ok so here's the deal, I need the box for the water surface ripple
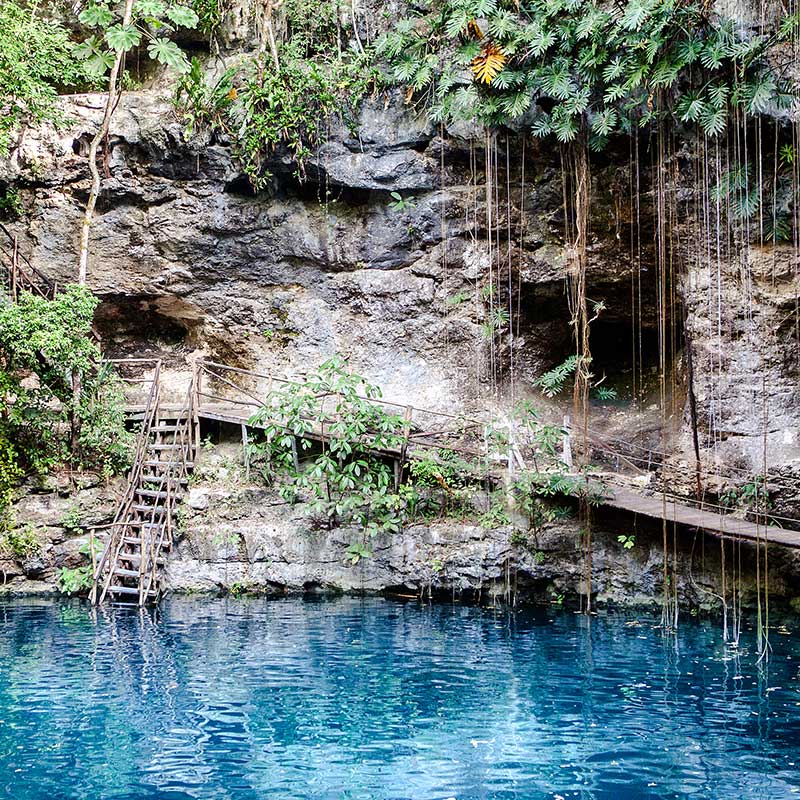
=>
[1,597,799,799]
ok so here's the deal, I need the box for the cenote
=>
[2,597,799,800]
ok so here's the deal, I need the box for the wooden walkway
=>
[601,484,800,548]
[132,360,800,550]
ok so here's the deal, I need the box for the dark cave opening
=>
[94,294,203,364]
[515,274,683,404]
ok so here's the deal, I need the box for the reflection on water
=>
[1,597,799,799]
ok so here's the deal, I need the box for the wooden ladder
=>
[91,363,199,605]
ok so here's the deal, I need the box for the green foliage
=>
[711,160,797,242]
[535,356,578,397]
[446,290,470,307]
[0,186,23,219]
[593,386,617,401]
[61,505,83,536]
[0,286,133,486]
[617,533,635,549]
[0,1,94,155]
[191,0,226,35]
[56,564,93,594]
[0,430,22,530]
[389,192,417,212]
[0,523,40,559]
[346,540,373,565]
[719,475,772,514]
[175,0,381,186]
[249,356,412,536]
[380,0,791,144]
[479,494,511,528]
[75,0,199,78]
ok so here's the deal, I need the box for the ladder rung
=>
[122,536,142,544]
[131,504,167,515]
[143,460,194,468]
[150,444,184,451]
[109,585,157,598]
[122,553,164,565]
[136,489,169,499]
[113,567,140,578]
[152,425,183,432]
[140,474,188,485]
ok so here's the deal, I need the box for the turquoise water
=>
[1,598,799,800]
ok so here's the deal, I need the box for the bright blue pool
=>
[1,597,798,799]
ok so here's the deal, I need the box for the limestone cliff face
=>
[1,2,799,601]
[4,80,798,492]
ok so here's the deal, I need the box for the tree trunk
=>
[77,0,135,284]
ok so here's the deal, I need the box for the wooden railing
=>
[195,359,496,468]
[0,224,56,301]
[90,359,162,604]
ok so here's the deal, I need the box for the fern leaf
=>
[471,42,507,84]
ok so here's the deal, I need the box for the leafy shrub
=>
[249,356,412,537]
[0,524,40,559]
[0,185,23,219]
[0,285,134,487]
[56,565,93,595]
[0,1,95,154]
[175,0,381,186]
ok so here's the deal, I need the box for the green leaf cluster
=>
[75,0,199,77]
[379,0,793,145]
[175,0,381,186]
[0,1,95,155]
[248,356,412,537]
[0,286,133,513]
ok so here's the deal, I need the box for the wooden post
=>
[242,423,250,482]
[562,415,573,470]
[11,235,18,301]
[396,406,413,490]
[192,361,201,453]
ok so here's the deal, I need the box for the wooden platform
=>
[604,485,800,548]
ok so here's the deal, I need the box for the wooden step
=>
[108,585,156,598]
[108,585,141,596]
[113,567,140,578]
[122,553,165,565]
[122,535,142,545]
[123,521,162,530]
[143,459,194,468]
[149,444,185,451]
[152,425,183,432]
[140,473,188,484]
[135,488,169,500]
[131,504,167,515]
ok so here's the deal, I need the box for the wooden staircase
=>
[91,362,198,605]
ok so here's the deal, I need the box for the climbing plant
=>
[379,0,795,144]
[74,0,199,282]
[175,0,381,186]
